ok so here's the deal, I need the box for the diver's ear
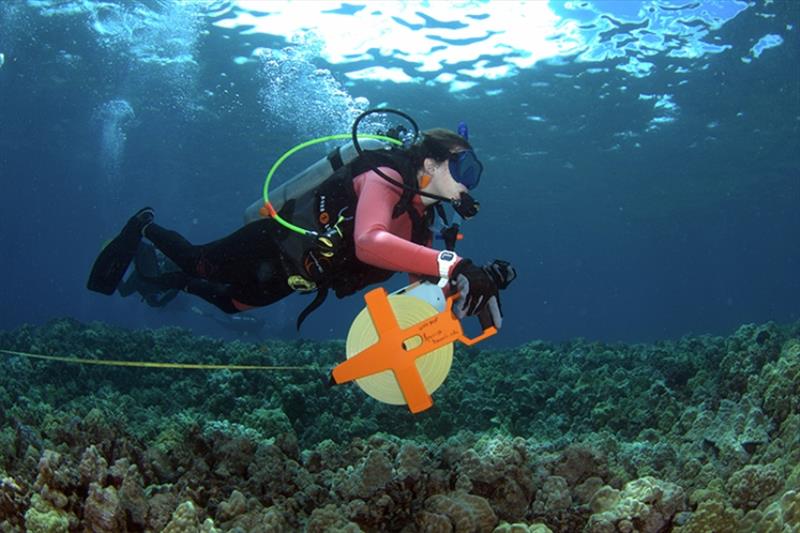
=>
[423,157,438,176]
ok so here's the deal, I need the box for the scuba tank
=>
[244,138,388,225]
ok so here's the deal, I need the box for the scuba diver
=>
[87,109,516,329]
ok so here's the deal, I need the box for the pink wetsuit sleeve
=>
[353,168,457,277]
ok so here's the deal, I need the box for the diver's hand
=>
[484,259,516,290]
[450,259,503,328]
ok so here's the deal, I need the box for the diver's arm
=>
[407,233,435,284]
[352,169,460,277]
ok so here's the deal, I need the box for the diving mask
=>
[448,150,483,190]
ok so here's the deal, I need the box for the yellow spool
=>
[345,294,453,405]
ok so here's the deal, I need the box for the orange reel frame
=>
[331,286,497,413]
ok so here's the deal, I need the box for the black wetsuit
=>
[143,219,293,313]
[131,151,429,317]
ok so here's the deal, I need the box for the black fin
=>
[87,208,153,295]
[87,229,142,295]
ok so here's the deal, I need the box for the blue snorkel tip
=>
[457,121,469,140]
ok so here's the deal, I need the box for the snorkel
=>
[458,121,469,139]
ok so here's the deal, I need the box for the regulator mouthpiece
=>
[452,192,479,220]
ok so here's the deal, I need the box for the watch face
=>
[440,251,455,261]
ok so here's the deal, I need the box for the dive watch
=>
[436,250,458,288]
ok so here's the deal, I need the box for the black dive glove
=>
[450,259,517,329]
[483,259,517,290]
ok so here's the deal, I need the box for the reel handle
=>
[444,294,498,345]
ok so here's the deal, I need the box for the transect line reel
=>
[331,282,497,414]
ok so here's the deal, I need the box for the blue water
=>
[0,0,797,347]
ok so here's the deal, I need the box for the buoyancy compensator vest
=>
[247,141,433,329]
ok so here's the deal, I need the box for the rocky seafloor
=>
[0,318,798,532]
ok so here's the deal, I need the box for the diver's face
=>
[420,156,468,205]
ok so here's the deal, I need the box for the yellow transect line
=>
[0,349,315,371]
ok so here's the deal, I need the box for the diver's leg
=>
[140,271,239,314]
[144,219,282,286]
[191,219,284,282]
[184,279,240,314]
[148,218,288,290]
[155,289,180,307]
[230,278,294,308]
[142,223,202,275]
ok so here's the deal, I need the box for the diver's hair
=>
[407,128,472,169]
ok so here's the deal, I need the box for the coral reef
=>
[585,476,686,532]
[0,318,797,531]
[424,490,497,531]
